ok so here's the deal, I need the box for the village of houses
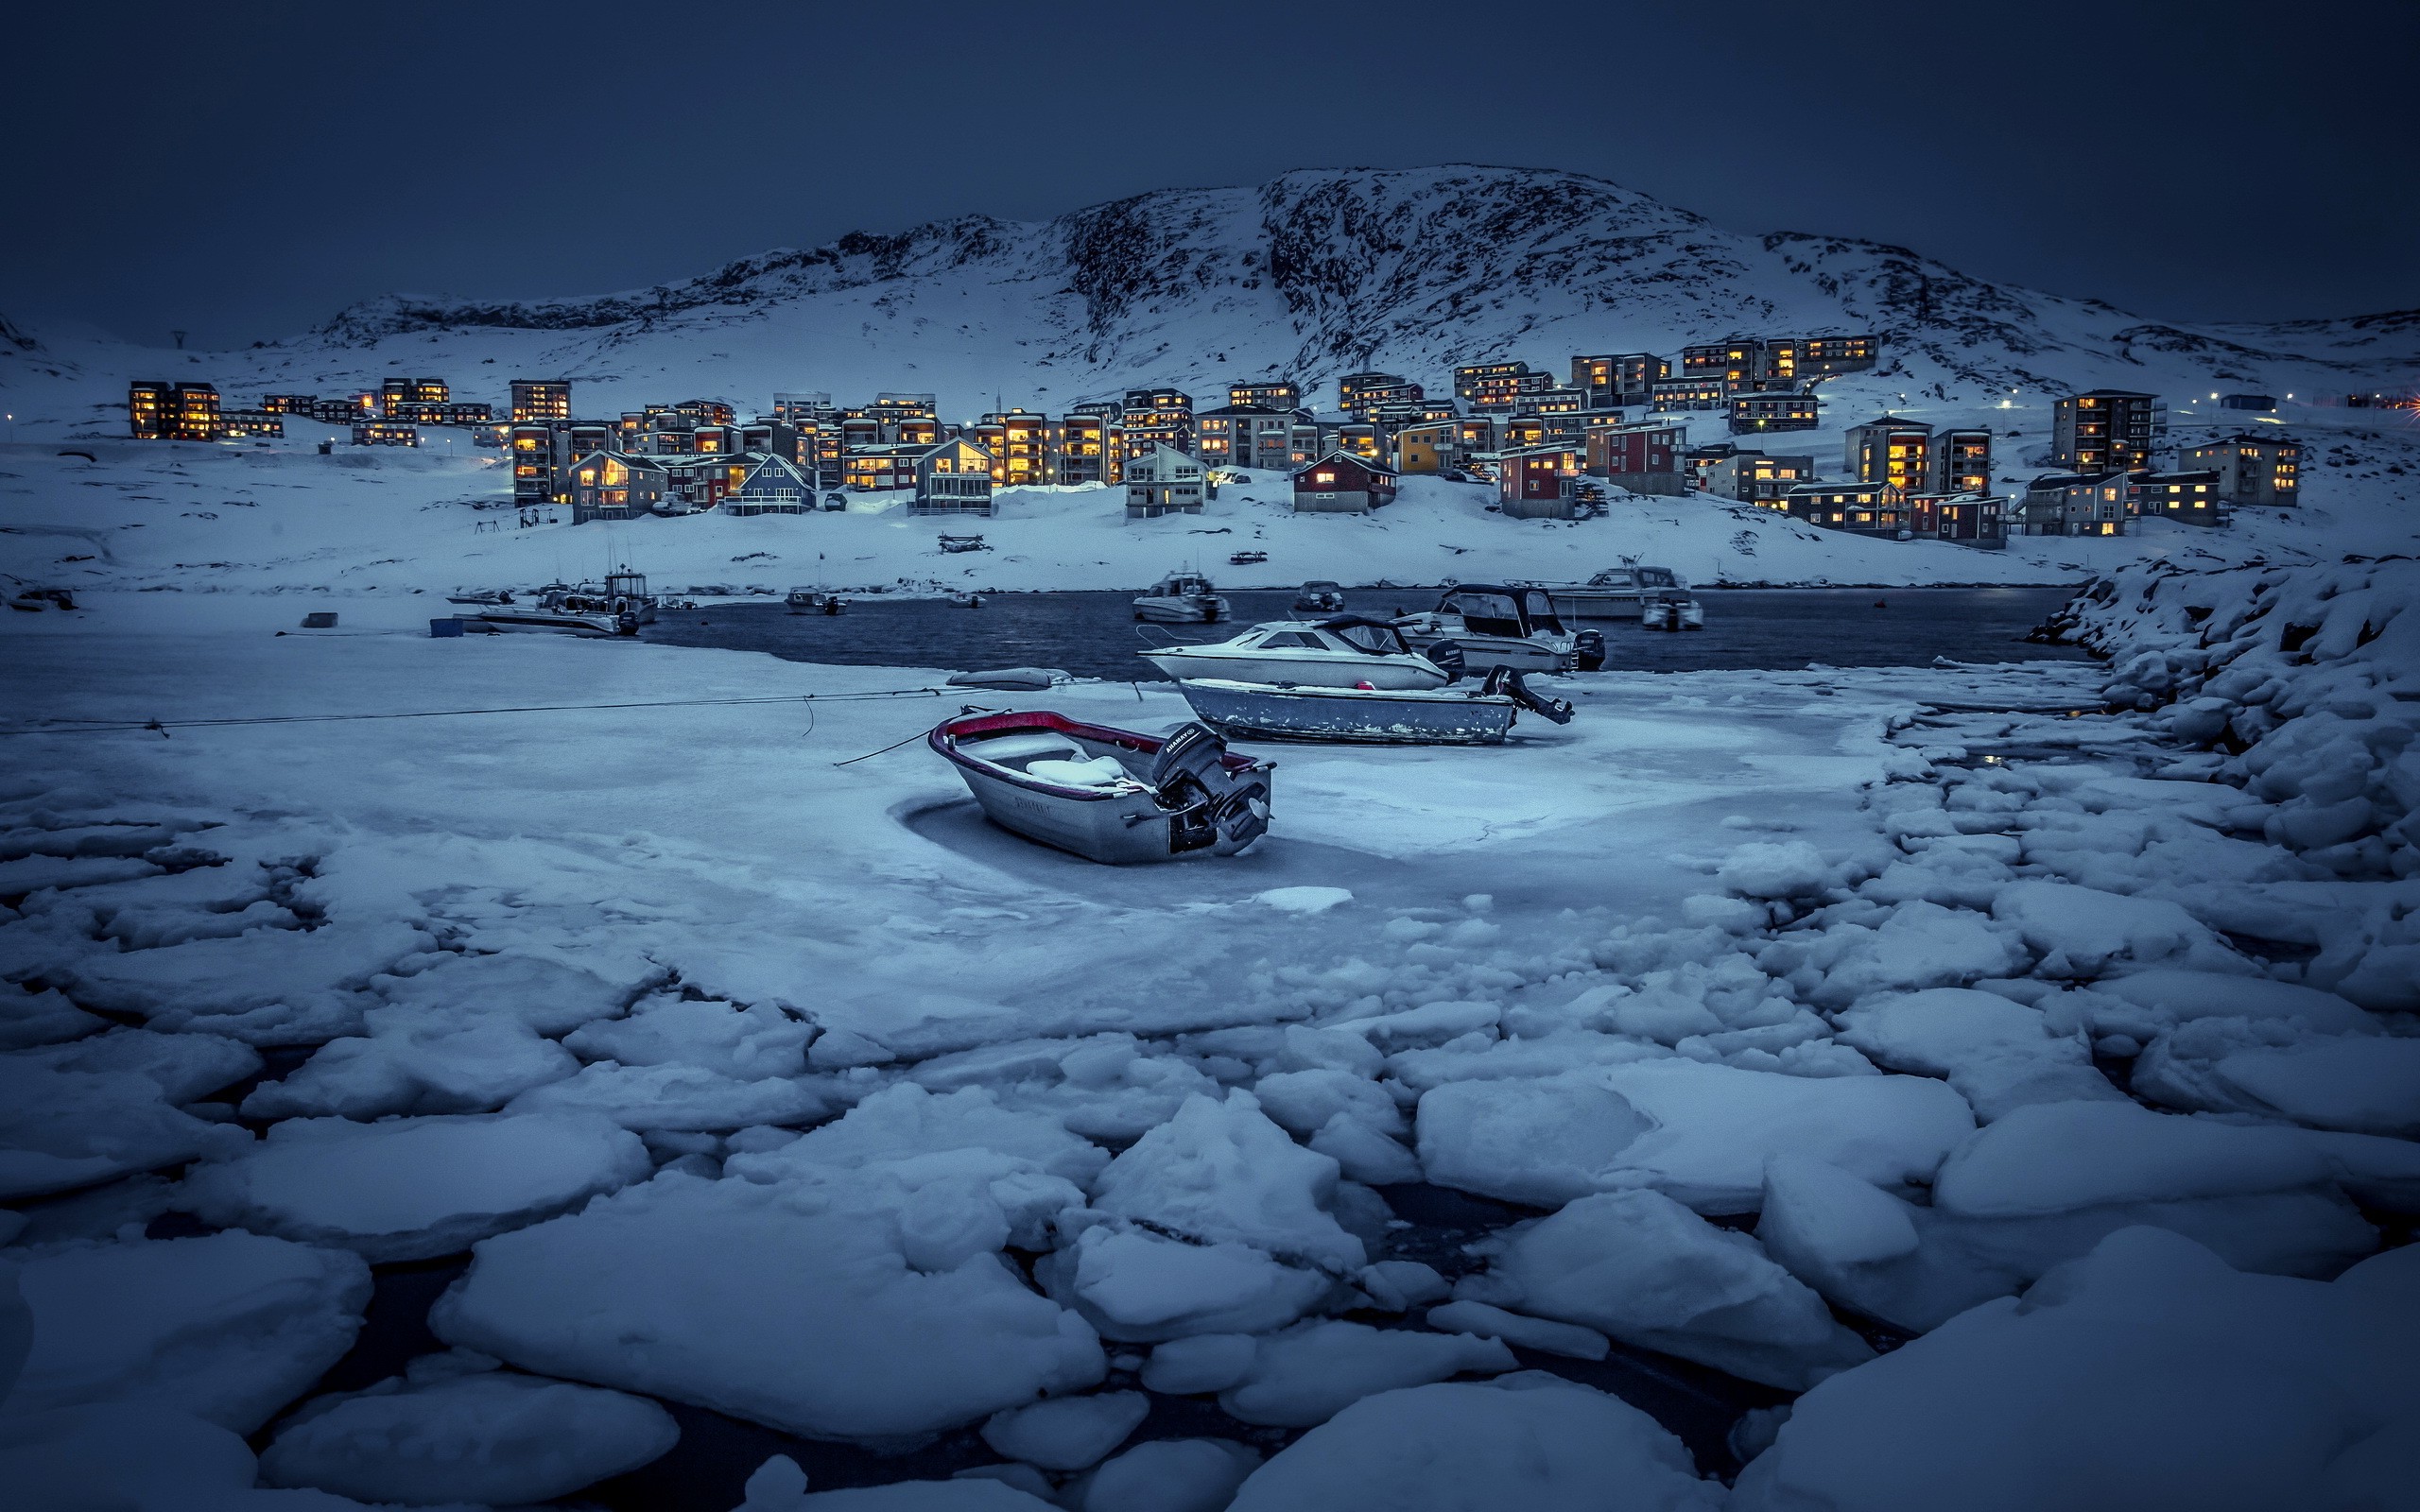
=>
[122,336,2306,547]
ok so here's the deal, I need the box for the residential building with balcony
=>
[2052,390,2159,473]
[1706,451,1817,503]
[2018,473,2132,536]
[1120,388,1194,462]
[2129,470,2223,526]
[1195,404,1299,472]
[1570,352,1668,409]
[972,409,1052,488]
[1056,411,1122,486]
[2184,433,2301,507]
[724,454,815,516]
[1845,418,1934,494]
[1729,390,1821,435]
[1391,421,1460,474]
[352,420,419,447]
[1293,452,1400,514]
[129,381,223,440]
[218,409,284,440]
[380,378,448,416]
[1452,361,1530,408]
[1462,365,1554,413]
[1903,492,2009,546]
[509,380,571,424]
[565,452,669,523]
[1228,380,1302,410]
[1585,421,1685,494]
[1931,428,1994,496]
[910,438,995,516]
[1125,444,1206,518]
[1650,375,1727,411]
[1780,481,1908,536]
[1497,446,1582,519]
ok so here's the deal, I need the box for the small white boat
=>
[1641,588,1705,631]
[928,710,1272,864]
[786,588,845,615]
[1546,565,1687,621]
[1133,572,1230,624]
[1291,580,1348,614]
[1141,617,1451,691]
[470,583,635,637]
[1175,667,1574,746]
[603,570,658,627]
[1393,584,1605,675]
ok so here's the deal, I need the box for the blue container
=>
[429,618,465,638]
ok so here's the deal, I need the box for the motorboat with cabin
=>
[1132,572,1230,624]
[1641,586,1705,631]
[1174,666,1574,746]
[1291,580,1348,614]
[1545,565,1688,621]
[467,582,640,637]
[786,588,846,614]
[1140,616,1454,691]
[1393,584,1605,675]
[928,710,1272,864]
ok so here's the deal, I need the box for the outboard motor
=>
[1574,630,1607,671]
[1423,639,1466,682]
[1149,722,1264,852]
[1480,667,1576,726]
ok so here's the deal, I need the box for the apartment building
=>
[1705,451,1817,503]
[1120,387,1194,462]
[2051,390,2159,473]
[2183,433,2301,507]
[1125,444,1207,518]
[1497,446,1582,519]
[1570,352,1668,409]
[1729,391,1821,435]
[1931,428,1994,496]
[509,379,571,424]
[1585,421,1685,494]
[1845,418,1934,495]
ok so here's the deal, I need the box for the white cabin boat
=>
[1141,617,1451,691]
[1545,565,1688,621]
[469,583,635,637]
[1133,572,1229,624]
[1393,584,1605,675]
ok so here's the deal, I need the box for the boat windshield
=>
[1637,567,1677,588]
[1330,622,1409,656]
[1302,580,1340,593]
[1159,576,1212,595]
[1586,569,1635,588]
[1519,588,1569,634]
[1443,591,1529,637]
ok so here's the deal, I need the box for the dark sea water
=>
[641,585,2091,679]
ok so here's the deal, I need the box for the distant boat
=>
[469,583,635,637]
[1141,616,1452,690]
[1544,565,1687,621]
[1228,549,1269,566]
[1173,667,1574,746]
[1133,572,1229,624]
[1641,587,1706,631]
[928,710,1272,864]
[786,588,845,615]
[1393,584,1604,674]
[1291,580,1347,614]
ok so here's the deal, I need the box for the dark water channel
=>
[642,586,2090,680]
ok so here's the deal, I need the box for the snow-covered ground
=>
[3,546,2414,1508]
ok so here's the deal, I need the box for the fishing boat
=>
[1641,587,1706,631]
[603,570,658,627]
[1140,616,1454,691]
[1133,572,1229,624]
[1393,584,1605,675]
[468,583,637,637]
[1173,667,1574,746]
[1291,580,1348,614]
[1228,549,1269,566]
[928,710,1273,864]
[1544,565,1688,621]
[786,588,846,614]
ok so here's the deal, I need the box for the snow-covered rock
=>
[430,1169,1103,1442]
[3,1231,371,1433]
[181,1111,653,1262]
[1228,1379,1723,1512]
[261,1368,679,1504]
[1216,1320,1516,1427]
[1478,1190,1873,1390]
[1416,1059,1975,1214]
[1733,1228,2420,1512]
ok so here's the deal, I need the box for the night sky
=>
[8,1,2411,350]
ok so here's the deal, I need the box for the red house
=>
[1292,451,1400,513]
[1584,421,1685,495]
[1497,446,1582,518]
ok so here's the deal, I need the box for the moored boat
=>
[1291,580,1348,614]
[1173,667,1573,746]
[1546,565,1687,621]
[928,710,1273,864]
[1140,616,1454,690]
[1641,587,1706,631]
[786,588,846,614]
[470,583,636,637]
[1393,584,1604,675]
[1133,572,1229,624]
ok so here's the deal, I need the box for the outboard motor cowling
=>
[1424,639,1466,681]
[1574,630,1607,671]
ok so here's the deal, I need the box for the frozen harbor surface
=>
[2,559,2415,1508]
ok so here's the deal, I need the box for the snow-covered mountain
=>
[6,165,2413,423]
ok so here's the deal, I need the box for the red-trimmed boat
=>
[929,710,1273,864]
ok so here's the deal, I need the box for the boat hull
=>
[1547,588,1646,621]
[1139,650,1448,691]
[929,711,1271,864]
[1175,679,1520,745]
[1397,625,1573,674]
[1133,596,1226,624]
[472,611,624,637]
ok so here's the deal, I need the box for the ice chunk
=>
[1424,1300,1610,1361]
[1356,1260,1448,1313]
[1140,1333,1259,1395]
[58,919,428,1043]
[2213,1037,2420,1137]
[980,1390,1149,1470]
[1082,1439,1261,1512]
[1308,1115,1422,1185]
[1717,840,1839,901]
[16,1025,262,1103]
[261,1369,678,1504]
[0,1058,252,1200]
[1218,1320,1516,1427]
[778,1478,1058,1509]
[506,1060,835,1131]
[742,1083,1109,1188]
[1992,880,2232,975]
[1485,1190,1872,1390]
[245,1010,579,1121]
[182,1111,652,1263]
[0,1404,269,1511]
[1229,1380,1723,1512]
[431,1170,1103,1442]
[1042,1224,1331,1343]
[4,1231,370,1432]
[1836,988,2123,1121]
[1732,1227,2420,1512]
[2087,968,2376,1035]
[1252,1068,1404,1139]
[0,986,107,1050]
[1255,886,1353,914]
[564,995,814,1080]
[1417,1060,1974,1214]
[372,949,644,1035]
[1091,1091,1365,1270]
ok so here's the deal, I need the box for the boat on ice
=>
[1291,580,1348,614]
[1173,667,1574,746]
[1393,584,1605,675]
[1133,572,1230,624]
[1140,616,1454,691]
[928,710,1272,864]
[468,582,640,637]
[786,588,846,614]
[1641,587,1706,631]
[1544,565,1688,621]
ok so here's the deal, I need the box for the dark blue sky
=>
[8,1,2411,349]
